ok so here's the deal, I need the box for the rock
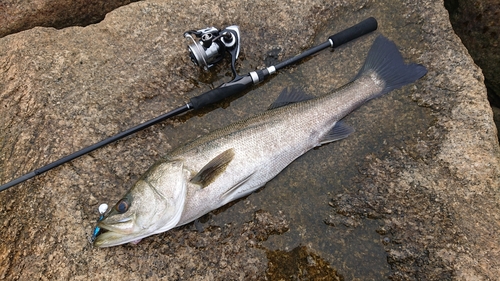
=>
[0,0,139,38]
[1,0,499,280]
[445,0,500,104]
[446,0,500,142]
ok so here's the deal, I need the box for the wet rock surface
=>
[1,0,499,280]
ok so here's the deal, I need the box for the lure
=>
[90,203,108,243]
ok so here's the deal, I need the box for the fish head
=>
[93,160,187,248]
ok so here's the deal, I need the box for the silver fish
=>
[93,36,427,247]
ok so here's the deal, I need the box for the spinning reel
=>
[184,26,241,71]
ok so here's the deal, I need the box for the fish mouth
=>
[93,223,144,247]
[116,217,132,223]
[93,218,138,248]
[93,226,153,248]
[93,229,133,248]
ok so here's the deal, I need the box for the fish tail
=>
[356,35,427,98]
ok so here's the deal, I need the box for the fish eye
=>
[115,198,130,213]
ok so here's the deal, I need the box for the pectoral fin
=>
[191,148,235,187]
[319,121,354,145]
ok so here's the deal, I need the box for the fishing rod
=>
[0,17,377,192]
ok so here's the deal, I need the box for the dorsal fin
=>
[268,87,315,110]
[190,148,235,187]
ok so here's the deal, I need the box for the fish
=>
[93,35,427,247]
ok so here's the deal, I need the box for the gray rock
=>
[0,0,499,280]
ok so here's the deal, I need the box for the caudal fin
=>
[357,35,427,97]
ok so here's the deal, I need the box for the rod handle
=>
[189,75,254,109]
[329,17,378,48]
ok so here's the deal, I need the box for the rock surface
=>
[1,0,499,280]
[0,0,139,38]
